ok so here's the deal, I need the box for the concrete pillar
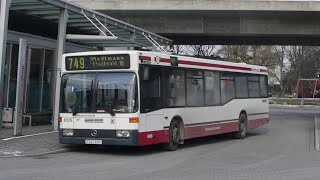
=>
[53,8,68,131]
[0,0,11,127]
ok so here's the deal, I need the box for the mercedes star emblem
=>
[91,129,98,137]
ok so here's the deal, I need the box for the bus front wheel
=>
[162,120,180,151]
[233,114,247,139]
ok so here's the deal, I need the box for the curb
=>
[270,104,320,110]
[0,148,69,158]
[314,115,320,151]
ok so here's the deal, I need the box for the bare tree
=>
[186,45,216,57]
[173,45,188,55]
[217,45,277,68]
[269,46,293,97]
[174,45,217,57]
[217,45,251,63]
[285,46,320,96]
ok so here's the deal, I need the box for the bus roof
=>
[138,51,268,75]
[63,50,268,75]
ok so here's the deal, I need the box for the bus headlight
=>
[116,130,130,138]
[62,129,74,136]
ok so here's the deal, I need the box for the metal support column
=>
[169,44,174,52]
[53,8,68,131]
[99,23,107,51]
[0,0,11,127]
[14,38,27,136]
[152,45,156,51]
[128,32,135,50]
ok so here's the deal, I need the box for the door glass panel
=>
[140,66,162,113]
[26,48,43,112]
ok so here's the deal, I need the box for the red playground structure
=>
[293,78,320,98]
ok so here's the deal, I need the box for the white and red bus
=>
[59,50,269,150]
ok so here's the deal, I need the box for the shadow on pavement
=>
[68,127,269,156]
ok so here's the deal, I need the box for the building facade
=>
[0,0,171,132]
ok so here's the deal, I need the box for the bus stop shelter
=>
[0,0,172,133]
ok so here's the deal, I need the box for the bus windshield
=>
[61,72,138,114]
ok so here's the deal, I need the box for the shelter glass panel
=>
[41,49,55,112]
[8,44,19,108]
[3,43,10,107]
[26,48,43,112]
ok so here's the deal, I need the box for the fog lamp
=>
[116,130,130,138]
[62,129,74,136]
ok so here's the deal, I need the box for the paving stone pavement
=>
[0,130,67,157]
[0,125,67,157]
[0,125,52,139]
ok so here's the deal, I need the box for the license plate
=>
[85,139,102,145]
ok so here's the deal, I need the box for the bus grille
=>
[72,129,116,138]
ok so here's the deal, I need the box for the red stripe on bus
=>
[138,130,169,146]
[138,117,269,146]
[139,56,151,61]
[160,58,171,63]
[178,60,252,71]
[138,55,267,73]
[248,118,269,129]
[184,121,238,139]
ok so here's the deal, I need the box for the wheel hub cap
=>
[172,126,179,144]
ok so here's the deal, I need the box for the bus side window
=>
[205,71,220,105]
[221,72,235,104]
[163,69,185,107]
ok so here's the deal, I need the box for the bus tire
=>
[233,113,247,139]
[162,119,180,151]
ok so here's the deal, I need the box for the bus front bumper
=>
[59,129,139,146]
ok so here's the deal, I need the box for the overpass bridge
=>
[71,0,320,45]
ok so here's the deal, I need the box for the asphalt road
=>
[0,107,320,180]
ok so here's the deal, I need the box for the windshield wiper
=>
[106,103,116,116]
[72,95,88,116]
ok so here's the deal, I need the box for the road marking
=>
[314,115,320,151]
[1,131,58,141]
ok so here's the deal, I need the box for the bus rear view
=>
[59,52,141,146]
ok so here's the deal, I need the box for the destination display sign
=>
[65,54,130,70]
